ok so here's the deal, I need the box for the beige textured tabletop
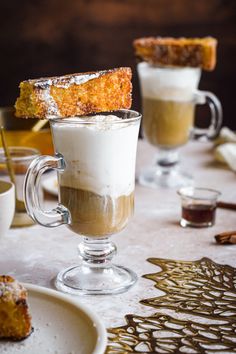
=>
[0,139,236,329]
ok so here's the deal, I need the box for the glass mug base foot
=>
[139,167,193,189]
[55,264,138,295]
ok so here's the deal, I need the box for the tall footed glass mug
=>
[24,110,141,295]
[137,62,222,188]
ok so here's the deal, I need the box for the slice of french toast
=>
[15,67,132,119]
[133,37,217,71]
[0,275,32,340]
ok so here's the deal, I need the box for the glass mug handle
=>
[24,154,70,227]
[193,90,223,139]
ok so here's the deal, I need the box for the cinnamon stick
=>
[215,231,236,244]
[217,201,236,211]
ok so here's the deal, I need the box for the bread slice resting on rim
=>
[133,37,217,71]
[15,67,132,119]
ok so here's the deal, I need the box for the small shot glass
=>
[177,187,221,228]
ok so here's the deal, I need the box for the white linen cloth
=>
[214,127,236,171]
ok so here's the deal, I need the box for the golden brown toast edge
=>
[15,67,132,119]
[133,37,217,71]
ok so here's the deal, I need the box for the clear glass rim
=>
[49,109,141,125]
[177,187,221,200]
[0,146,40,162]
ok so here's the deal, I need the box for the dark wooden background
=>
[1,0,236,129]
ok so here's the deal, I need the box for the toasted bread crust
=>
[133,37,217,71]
[0,275,32,340]
[15,67,132,119]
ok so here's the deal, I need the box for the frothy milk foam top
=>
[52,115,140,197]
[137,62,201,101]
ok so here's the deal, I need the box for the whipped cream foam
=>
[137,62,201,102]
[52,114,140,197]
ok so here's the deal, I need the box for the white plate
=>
[0,284,107,354]
[41,174,58,196]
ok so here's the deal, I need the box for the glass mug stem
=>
[24,154,70,227]
[78,237,117,265]
[155,149,180,168]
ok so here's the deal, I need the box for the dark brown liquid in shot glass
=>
[182,204,216,225]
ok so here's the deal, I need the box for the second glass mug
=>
[137,62,223,188]
[24,110,141,295]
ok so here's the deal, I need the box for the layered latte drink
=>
[138,62,201,148]
[51,114,140,237]
[22,67,142,294]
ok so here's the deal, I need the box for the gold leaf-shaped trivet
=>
[106,258,236,353]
